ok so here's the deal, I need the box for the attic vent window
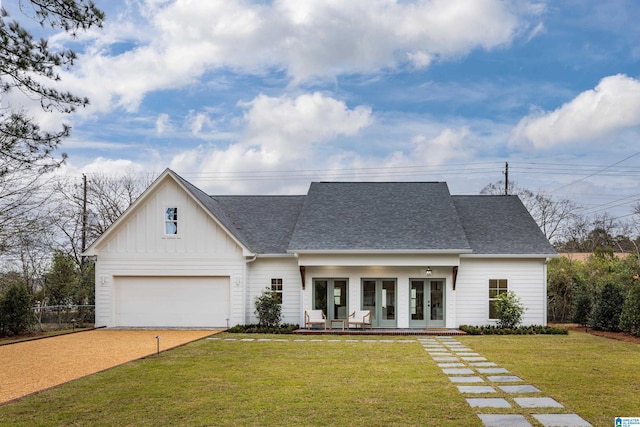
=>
[164,207,178,235]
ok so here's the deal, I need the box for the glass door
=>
[313,279,348,321]
[428,280,445,327]
[361,279,397,327]
[409,279,428,327]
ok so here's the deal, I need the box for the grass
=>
[0,334,477,426]
[0,331,638,426]
[459,332,640,427]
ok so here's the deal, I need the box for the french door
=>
[313,279,348,321]
[362,279,397,327]
[410,279,445,327]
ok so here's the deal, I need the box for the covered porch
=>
[292,327,465,336]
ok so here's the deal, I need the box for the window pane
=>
[165,207,177,220]
[489,300,499,319]
[165,222,177,235]
[314,280,327,311]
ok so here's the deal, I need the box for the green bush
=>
[589,283,625,331]
[571,290,592,326]
[254,288,282,328]
[0,283,35,336]
[459,325,568,335]
[619,284,640,336]
[494,291,525,329]
[227,324,299,334]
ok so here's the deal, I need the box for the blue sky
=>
[7,0,640,222]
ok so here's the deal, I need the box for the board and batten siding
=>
[93,178,246,327]
[454,258,547,326]
[246,257,301,325]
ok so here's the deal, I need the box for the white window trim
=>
[488,278,508,320]
[271,278,283,304]
[162,206,180,238]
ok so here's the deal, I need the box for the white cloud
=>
[241,92,372,157]
[155,113,172,135]
[511,74,640,148]
[170,92,373,192]
[58,0,541,114]
[80,157,146,176]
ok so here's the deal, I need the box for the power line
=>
[547,151,640,194]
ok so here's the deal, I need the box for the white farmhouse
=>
[84,169,556,329]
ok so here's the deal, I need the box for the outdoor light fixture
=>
[426,267,432,276]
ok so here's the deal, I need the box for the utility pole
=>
[504,162,509,195]
[81,174,88,256]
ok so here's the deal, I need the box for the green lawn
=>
[460,333,640,427]
[0,335,477,426]
[0,332,638,426]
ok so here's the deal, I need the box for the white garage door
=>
[115,276,230,327]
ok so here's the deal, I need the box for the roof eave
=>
[461,253,558,259]
[287,249,473,255]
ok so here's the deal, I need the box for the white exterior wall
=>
[93,178,246,327]
[455,257,547,326]
[246,257,302,325]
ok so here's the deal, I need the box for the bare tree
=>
[51,171,155,264]
[480,180,578,243]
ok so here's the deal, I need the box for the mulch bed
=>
[559,323,640,344]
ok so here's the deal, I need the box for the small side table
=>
[330,319,345,331]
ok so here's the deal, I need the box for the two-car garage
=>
[114,276,230,328]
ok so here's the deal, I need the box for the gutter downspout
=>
[244,254,258,325]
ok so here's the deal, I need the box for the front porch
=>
[293,328,465,336]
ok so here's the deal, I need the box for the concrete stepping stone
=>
[438,362,465,367]
[487,375,522,382]
[499,385,541,393]
[477,367,509,374]
[462,356,487,361]
[478,414,533,427]
[449,376,484,383]
[453,350,477,354]
[427,352,453,356]
[457,386,496,394]
[442,368,474,375]
[433,356,459,361]
[532,414,592,427]
[469,361,497,367]
[515,397,563,408]
[467,398,510,408]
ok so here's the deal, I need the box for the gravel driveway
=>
[0,329,219,404]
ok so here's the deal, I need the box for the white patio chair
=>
[348,310,372,329]
[305,309,326,330]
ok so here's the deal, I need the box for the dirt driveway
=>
[0,329,219,404]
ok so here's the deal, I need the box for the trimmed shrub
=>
[459,325,568,335]
[589,283,625,331]
[227,323,299,334]
[619,284,640,336]
[494,291,525,329]
[254,288,282,328]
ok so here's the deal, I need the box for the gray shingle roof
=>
[452,195,556,255]
[213,196,306,254]
[287,182,471,252]
[173,171,555,256]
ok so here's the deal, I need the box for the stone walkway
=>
[420,336,592,427]
[209,335,593,426]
